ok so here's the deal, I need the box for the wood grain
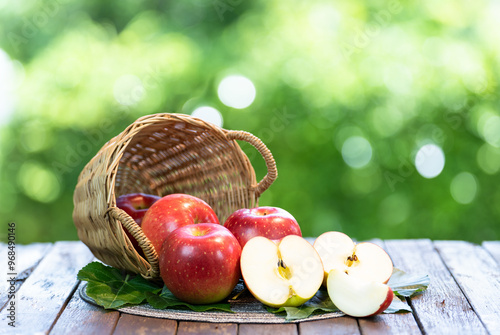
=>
[239,323,298,335]
[355,240,422,335]
[384,239,487,334]
[113,314,177,335]
[299,317,360,335]
[177,321,237,335]
[305,238,420,335]
[483,241,500,266]
[1,239,499,334]
[434,240,500,335]
[50,281,120,335]
[0,243,52,311]
[358,313,421,335]
[0,241,94,333]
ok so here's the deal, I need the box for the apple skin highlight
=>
[141,194,220,254]
[116,193,161,253]
[224,206,302,248]
[159,223,241,304]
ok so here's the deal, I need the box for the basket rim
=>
[75,112,278,279]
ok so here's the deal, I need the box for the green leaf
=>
[159,285,178,299]
[384,295,412,314]
[78,262,234,313]
[77,262,162,309]
[388,268,430,298]
[266,288,340,321]
[77,261,125,284]
[267,305,318,320]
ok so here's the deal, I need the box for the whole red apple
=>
[223,206,302,248]
[116,193,161,252]
[159,223,241,304]
[141,194,219,253]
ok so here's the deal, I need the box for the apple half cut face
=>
[313,231,393,284]
[327,269,394,317]
[240,235,324,308]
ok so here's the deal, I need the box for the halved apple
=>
[327,269,393,317]
[240,235,324,307]
[313,231,393,284]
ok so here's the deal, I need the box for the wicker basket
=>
[73,113,277,280]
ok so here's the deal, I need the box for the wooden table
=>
[1,239,499,334]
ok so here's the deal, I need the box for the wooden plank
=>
[0,241,94,333]
[483,241,500,266]
[177,321,236,335]
[304,238,418,334]
[435,240,500,335]
[385,239,487,334]
[356,308,421,334]
[113,314,177,334]
[358,314,421,335]
[0,243,52,311]
[9,243,52,279]
[354,239,421,335]
[50,281,120,335]
[299,317,360,334]
[239,324,297,335]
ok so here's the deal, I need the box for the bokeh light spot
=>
[341,136,373,169]
[477,143,500,174]
[20,121,53,153]
[415,144,445,178]
[56,57,83,88]
[450,172,477,204]
[0,49,23,126]
[383,64,413,95]
[113,74,145,106]
[281,58,313,89]
[217,75,256,109]
[481,114,500,147]
[378,193,410,226]
[341,165,382,196]
[191,106,223,127]
[370,106,403,137]
[17,162,61,203]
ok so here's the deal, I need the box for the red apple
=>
[159,223,242,304]
[223,206,301,248]
[116,193,161,252]
[141,194,220,253]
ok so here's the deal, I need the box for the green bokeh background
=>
[1,0,499,243]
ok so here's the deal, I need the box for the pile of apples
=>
[117,193,394,317]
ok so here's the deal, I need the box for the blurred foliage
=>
[1,0,499,244]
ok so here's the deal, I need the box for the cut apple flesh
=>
[240,235,324,307]
[327,269,394,317]
[346,242,393,282]
[314,232,393,284]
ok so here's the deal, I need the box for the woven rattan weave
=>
[73,113,277,279]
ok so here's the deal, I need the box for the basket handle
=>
[226,130,278,197]
[106,207,160,279]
